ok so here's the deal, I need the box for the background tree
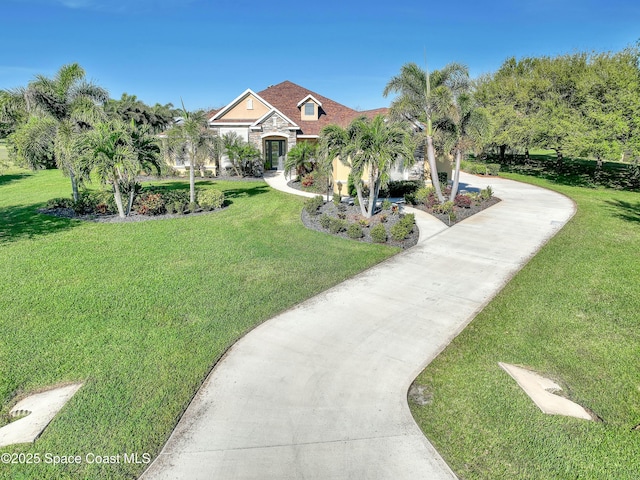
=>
[319,115,414,218]
[166,104,216,202]
[105,93,177,133]
[384,62,469,203]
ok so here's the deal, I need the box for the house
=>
[173,81,446,188]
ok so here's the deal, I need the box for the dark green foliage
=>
[347,173,357,196]
[197,189,225,211]
[73,190,117,215]
[304,195,324,215]
[45,197,74,209]
[319,213,331,229]
[371,223,387,243]
[381,180,421,198]
[173,201,185,214]
[188,201,198,213]
[165,202,176,214]
[390,213,415,241]
[347,223,363,239]
[328,217,347,234]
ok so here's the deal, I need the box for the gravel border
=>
[301,202,419,249]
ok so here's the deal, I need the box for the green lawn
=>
[411,173,640,479]
[0,169,398,479]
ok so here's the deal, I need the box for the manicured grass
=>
[0,169,398,479]
[411,173,640,479]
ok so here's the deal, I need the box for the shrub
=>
[347,173,357,197]
[319,213,331,229]
[400,213,415,227]
[383,180,421,197]
[347,223,363,239]
[390,222,410,241]
[165,203,176,214]
[204,169,214,178]
[174,201,185,214]
[197,189,225,211]
[480,186,493,201]
[358,218,369,227]
[73,191,117,215]
[381,199,392,210]
[370,224,387,243]
[134,193,165,215]
[188,201,198,213]
[301,173,315,187]
[328,217,347,234]
[304,195,324,215]
[454,194,472,208]
[333,193,341,206]
[487,163,501,175]
[46,197,74,209]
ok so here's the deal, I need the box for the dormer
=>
[297,94,322,121]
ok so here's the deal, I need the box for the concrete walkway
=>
[141,172,575,480]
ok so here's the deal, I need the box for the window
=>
[304,102,314,116]
[247,98,253,110]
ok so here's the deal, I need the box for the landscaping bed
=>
[301,197,419,249]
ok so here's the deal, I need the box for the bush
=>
[174,201,185,214]
[390,222,411,241]
[301,173,315,187]
[438,171,448,184]
[304,195,323,215]
[480,186,493,201]
[46,197,74,209]
[188,201,198,213]
[165,203,176,214]
[134,193,165,215]
[319,213,331,229]
[73,191,117,215]
[347,173,357,197]
[197,189,225,211]
[328,217,347,234]
[454,194,472,208]
[333,193,341,206]
[487,163,501,175]
[370,224,387,243]
[383,180,421,197]
[347,223,363,239]
[400,213,415,227]
[381,199,392,210]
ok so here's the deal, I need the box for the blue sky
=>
[1,0,638,111]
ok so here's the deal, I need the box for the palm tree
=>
[82,120,161,217]
[319,115,414,218]
[284,141,317,180]
[384,62,469,203]
[83,121,138,218]
[166,103,217,203]
[15,63,108,200]
[435,92,490,200]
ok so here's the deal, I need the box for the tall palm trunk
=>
[449,148,462,201]
[112,180,126,218]
[70,170,79,202]
[426,136,445,203]
[189,149,196,203]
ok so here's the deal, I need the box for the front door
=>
[265,139,285,170]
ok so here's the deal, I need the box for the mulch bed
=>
[302,202,419,249]
[37,206,226,223]
[412,196,501,226]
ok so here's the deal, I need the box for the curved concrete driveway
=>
[141,172,574,479]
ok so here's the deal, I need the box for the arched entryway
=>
[263,136,287,170]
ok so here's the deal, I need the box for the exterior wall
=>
[249,112,297,157]
[300,101,318,121]
[219,93,269,120]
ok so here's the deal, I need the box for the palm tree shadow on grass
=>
[0,204,80,244]
[222,184,271,199]
[605,199,640,224]
[0,173,33,187]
